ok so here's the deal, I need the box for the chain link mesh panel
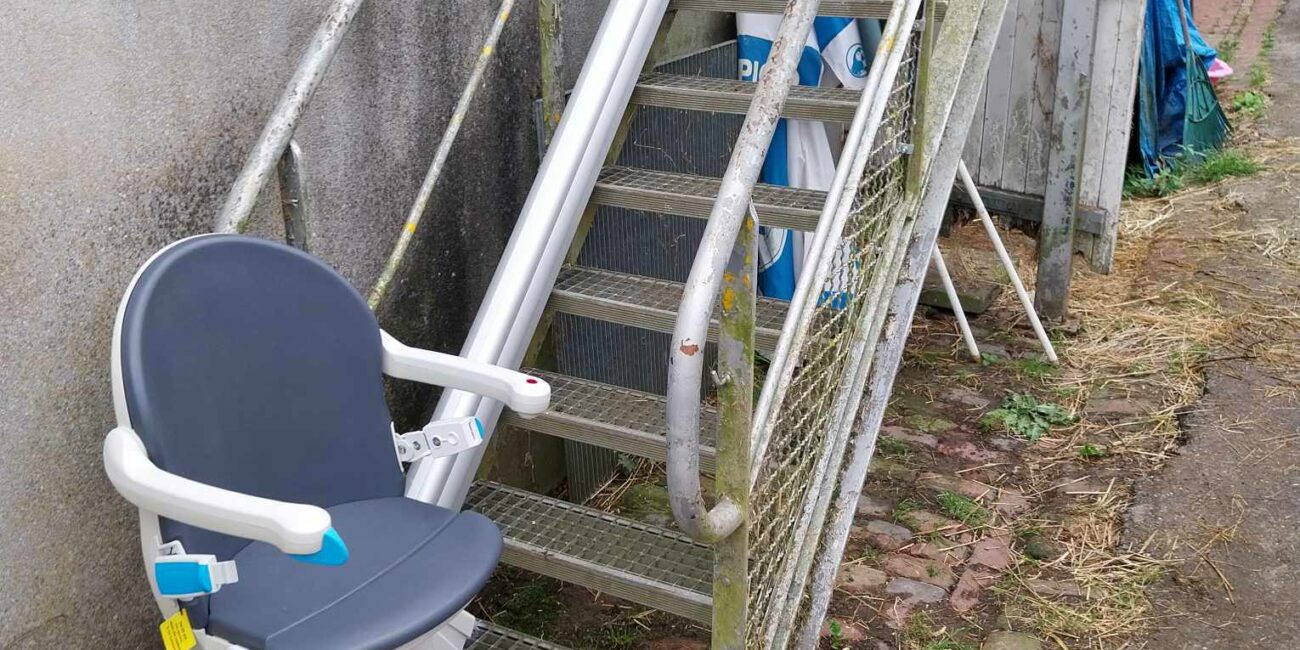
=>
[746,22,922,650]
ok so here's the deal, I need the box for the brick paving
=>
[1195,0,1284,85]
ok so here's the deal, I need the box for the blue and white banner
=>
[738,15,869,301]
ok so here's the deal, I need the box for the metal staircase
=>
[211,0,1008,646]
[457,0,1010,646]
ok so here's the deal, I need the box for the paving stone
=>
[870,458,919,482]
[862,519,913,551]
[1022,535,1063,561]
[919,276,1002,314]
[987,437,1024,452]
[882,425,939,449]
[918,472,989,500]
[856,494,894,518]
[950,568,997,613]
[1026,578,1085,598]
[991,487,1032,515]
[906,413,959,434]
[885,577,949,604]
[836,564,889,594]
[904,539,970,565]
[938,440,1010,465]
[820,620,868,643]
[902,510,964,535]
[968,535,1013,571]
[890,393,936,415]
[979,343,1010,360]
[943,387,993,409]
[883,554,956,589]
[981,631,1043,650]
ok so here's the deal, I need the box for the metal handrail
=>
[412,0,671,508]
[663,0,824,543]
[215,0,366,234]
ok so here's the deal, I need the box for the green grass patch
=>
[827,620,847,649]
[1217,36,1240,63]
[980,393,1077,441]
[1187,149,1260,184]
[1123,148,1260,199]
[493,579,565,637]
[878,435,913,462]
[1232,89,1269,118]
[1078,443,1108,459]
[892,497,923,526]
[900,612,978,650]
[936,490,988,526]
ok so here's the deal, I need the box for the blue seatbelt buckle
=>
[154,545,239,599]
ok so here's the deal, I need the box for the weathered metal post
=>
[276,140,311,252]
[538,0,565,146]
[712,210,756,650]
[1036,1,1100,320]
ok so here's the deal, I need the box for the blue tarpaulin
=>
[1136,0,1219,174]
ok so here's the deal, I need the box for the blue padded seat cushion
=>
[208,497,502,650]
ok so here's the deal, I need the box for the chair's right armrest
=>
[104,427,342,561]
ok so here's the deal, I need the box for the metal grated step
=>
[667,0,946,19]
[550,266,787,354]
[633,72,858,122]
[500,370,719,472]
[470,622,570,650]
[593,166,825,232]
[467,482,713,623]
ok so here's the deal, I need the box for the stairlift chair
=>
[103,234,550,649]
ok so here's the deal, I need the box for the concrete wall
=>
[0,2,731,646]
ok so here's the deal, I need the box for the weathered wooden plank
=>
[1000,0,1047,193]
[1026,0,1063,195]
[964,82,988,179]
[1089,0,1148,272]
[1079,0,1123,209]
[1036,0,1100,319]
[949,183,1108,237]
[978,0,1021,184]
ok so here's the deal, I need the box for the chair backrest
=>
[116,235,404,560]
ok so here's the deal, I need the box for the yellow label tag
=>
[159,609,197,650]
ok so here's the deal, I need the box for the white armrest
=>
[380,331,551,416]
[104,427,332,556]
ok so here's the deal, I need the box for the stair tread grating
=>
[553,266,788,335]
[639,72,855,103]
[634,73,858,122]
[471,623,571,650]
[507,370,719,449]
[468,482,714,596]
[597,166,826,229]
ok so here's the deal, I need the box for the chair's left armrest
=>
[380,331,550,416]
[103,427,339,559]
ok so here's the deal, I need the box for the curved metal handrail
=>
[215,0,366,234]
[664,0,824,543]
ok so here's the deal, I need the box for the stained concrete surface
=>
[0,2,725,646]
[1126,2,1300,645]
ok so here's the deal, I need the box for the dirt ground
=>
[1124,2,1300,647]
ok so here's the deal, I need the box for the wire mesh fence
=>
[746,19,923,649]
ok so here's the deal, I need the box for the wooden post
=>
[1035,1,1099,320]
